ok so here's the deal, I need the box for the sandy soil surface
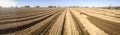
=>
[0,8,120,35]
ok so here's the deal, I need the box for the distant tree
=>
[35,6,40,8]
[93,6,94,8]
[15,6,18,8]
[10,6,14,8]
[69,6,79,8]
[85,6,88,8]
[24,6,30,8]
[58,6,60,8]
[48,6,56,8]
[108,4,112,9]
[108,6,111,9]
[0,6,1,8]
[117,7,120,9]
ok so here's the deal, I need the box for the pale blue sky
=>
[0,0,120,7]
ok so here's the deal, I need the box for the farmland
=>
[0,8,120,35]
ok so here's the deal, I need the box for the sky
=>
[0,0,120,7]
[0,0,15,7]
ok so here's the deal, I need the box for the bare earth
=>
[0,8,120,35]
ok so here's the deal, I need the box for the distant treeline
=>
[98,6,120,10]
[0,6,120,9]
[0,6,58,8]
[0,6,81,8]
